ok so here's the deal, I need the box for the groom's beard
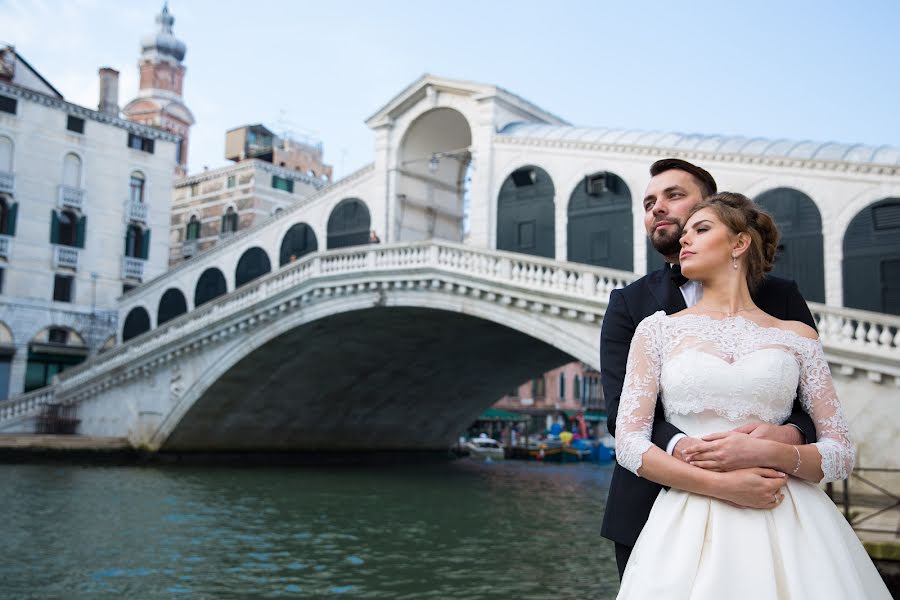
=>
[649,221,684,259]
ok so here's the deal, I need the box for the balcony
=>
[0,171,13,195]
[0,234,10,259]
[57,185,84,210]
[122,256,145,281]
[181,239,198,258]
[127,199,148,223]
[53,245,79,270]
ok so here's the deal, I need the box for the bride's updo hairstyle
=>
[687,192,780,292]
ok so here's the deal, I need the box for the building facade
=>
[493,361,603,431]
[170,158,328,265]
[0,34,180,398]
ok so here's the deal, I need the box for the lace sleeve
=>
[798,340,855,482]
[614,314,663,476]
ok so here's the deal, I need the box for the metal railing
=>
[829,468,900,537]
[0,234,10,259]
[57,184,84,210]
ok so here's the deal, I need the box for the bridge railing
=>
[1,241,899,424]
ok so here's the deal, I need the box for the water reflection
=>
[0,460,619,598]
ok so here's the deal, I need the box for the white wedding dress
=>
[615,312,891,599]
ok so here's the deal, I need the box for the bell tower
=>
[123,3,195,176]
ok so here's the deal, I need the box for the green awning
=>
[584,412,607,422]
[477,408,530,422]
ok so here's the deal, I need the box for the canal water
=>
[0,459,621,599]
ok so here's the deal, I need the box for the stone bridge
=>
[0,241,898,464]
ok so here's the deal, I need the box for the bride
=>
[614,192,890,598]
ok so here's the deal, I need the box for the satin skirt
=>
[617,478,891,599]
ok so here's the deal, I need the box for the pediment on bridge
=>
[365,73,569,130]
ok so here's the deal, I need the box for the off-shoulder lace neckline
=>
[653,311,819,345]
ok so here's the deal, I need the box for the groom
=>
[600,158,818,579]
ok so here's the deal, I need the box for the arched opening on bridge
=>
[755,188,824,303]
[123,307,151,342]
[235,247,272,288]
[280,222,318,266]
[497,165,555,259]
[843,198,900,315]
[327,199,371,249]
[194,267,227,308]
[162,307,575,452]
[397,107,472,242]
[158,288,189,326]
[24,326,88,392]
[567,171,633,270]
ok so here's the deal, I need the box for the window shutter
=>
[6,202,16,236]
[220,215,226,233]
[141,228,151,259]
[75,215,86,248]
[50,210,60,244]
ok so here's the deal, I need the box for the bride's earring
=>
[732,254,738,270]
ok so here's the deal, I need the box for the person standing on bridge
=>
[599,159,818,579]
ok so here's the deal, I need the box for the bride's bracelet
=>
[791,445,802,475]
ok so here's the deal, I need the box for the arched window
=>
[279,222,318,265]
[125,224,148,259]
[130,171,145,204]
[157,288,188,325]
[327,198,371,249]
[62,153,82,188]
[843,198,900,315]
[185,215,200,240]
[497,166,555,259]
[221,207,239,233]
[122,307,151,342]
[53,209,80,247]
[568,171,633,271]
[194,267,227,307]
[755,188,824,303]
[235,247,271,287]
[559,372,566,399]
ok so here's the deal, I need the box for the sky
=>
[2,0,898,178]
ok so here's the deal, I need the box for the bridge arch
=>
[235,247,272,288]
[194,267,228,307]
[122,306,151,342]
[327,198,371,249]
[157,288,189,325]
[496,165,555,259]
[150,288,595,451]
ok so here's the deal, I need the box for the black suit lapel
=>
[646,267,688,314]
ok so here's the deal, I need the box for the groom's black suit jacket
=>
[599,267,818,548]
